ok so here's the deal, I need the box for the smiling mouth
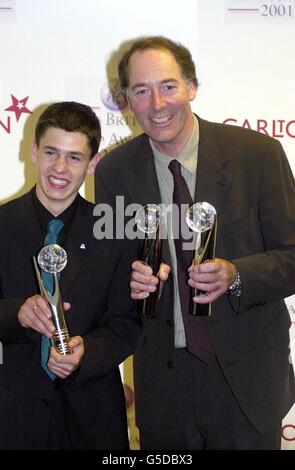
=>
[150,115,172,124]
[48,176,69,188]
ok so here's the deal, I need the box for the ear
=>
[87,152,102,175]
[187,81,197,102]
[31,141,38,163]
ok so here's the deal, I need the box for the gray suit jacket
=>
[95,116,295,435]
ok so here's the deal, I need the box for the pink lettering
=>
[286,120,295,138]
[0,116,11,133]
[223,118,237,125]
[241,119,251,130]
[257,119,269,136]
[272,119,284,138]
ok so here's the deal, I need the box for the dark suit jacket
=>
[0,190,141,449]
[95,116,295,436]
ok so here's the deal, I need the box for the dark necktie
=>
[168,159,214,362]
[40,219,64,380]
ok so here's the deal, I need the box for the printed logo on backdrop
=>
[100,78,139,150]
[101,79,128,112]
[226,0,295,24]
[223,118,295,139]
[66,76,140,153]
[0,94,32,134]
[0,0,15,22]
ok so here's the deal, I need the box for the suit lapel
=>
[61,196,92,295]
[195,117,233,217]
[126,136,162,206]
[125,135,172,266]
[131,135,171,265]
[2,190,44,296]
[12,190,44,263]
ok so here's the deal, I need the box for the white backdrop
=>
[0,0,295,449]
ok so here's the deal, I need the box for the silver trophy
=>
[186,202,217,316]
[33,244,71,354]
[135,204,163,318]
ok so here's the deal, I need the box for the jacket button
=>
[42,398,49,406]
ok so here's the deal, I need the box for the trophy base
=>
[190,289,212,317]
[52,329,71,354]
[140,289,161,319]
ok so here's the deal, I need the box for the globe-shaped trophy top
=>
[186,202,216,233]
[37,244,67,274]
[135,204,163,234]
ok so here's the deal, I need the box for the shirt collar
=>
[151,114,199,174]
[31,185,79,237]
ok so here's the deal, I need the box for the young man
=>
[0,101,141,449]
[95,36,295,449]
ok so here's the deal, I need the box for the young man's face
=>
[127,48,196,157]
[31,127,99,216]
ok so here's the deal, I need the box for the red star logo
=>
[5,94,32,121]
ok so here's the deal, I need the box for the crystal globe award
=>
[33,244,71,354]
[186,202,217,316]
[135,204,163,318]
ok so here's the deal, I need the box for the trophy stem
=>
[190,286,212,317]
[189,217,217,317]
[33,256,71,355]
[139,232,162,318]
[141,288,161,319]
[135,204,164,319]
[50,274,71,354]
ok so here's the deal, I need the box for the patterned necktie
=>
[40,219,64,380]
[168,159,214,362]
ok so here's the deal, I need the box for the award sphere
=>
[38,244,67,274]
